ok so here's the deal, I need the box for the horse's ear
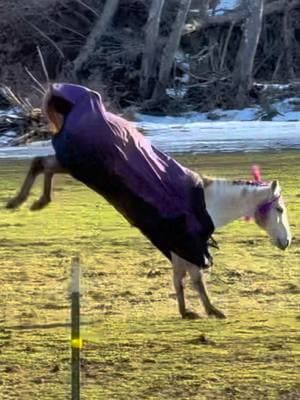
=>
[271,180,280,195]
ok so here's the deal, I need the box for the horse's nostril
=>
[276,238,290,250]
[276,239,286,250]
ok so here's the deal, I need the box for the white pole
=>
[71,256,81,400]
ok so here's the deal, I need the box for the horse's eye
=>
[276,207,283,214]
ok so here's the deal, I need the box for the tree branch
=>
[22,17,64,59]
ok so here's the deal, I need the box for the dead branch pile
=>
[0,87,50,146]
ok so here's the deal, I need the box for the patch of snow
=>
[274,97,300,112]
[254,83,292,91]
[0,137,10,146]
[0,107,22,118]
[3,130,17,137]
[137,106,260,124]
[0,130,18,146]
[273,112,300,121]
[180,63,190,72]
[271,97,300,120]
[29,140,52,147]
[189,0,240,15]
[139,95,300,123]
[0,142,54,159]
[175,50,186,63]
[142,121,300,154]
[0,121,299,159]
[1,96,300,158]
[180,74,190,84]
[214,0,240,15]
[136,113,208,126]
[166,88,188,99]
[209,107,260,121]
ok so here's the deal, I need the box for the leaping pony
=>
[7,84,292,319]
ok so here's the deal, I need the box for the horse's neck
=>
[204,179,271,228]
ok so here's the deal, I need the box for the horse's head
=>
[254,180,292,250]
[43,84,76,135]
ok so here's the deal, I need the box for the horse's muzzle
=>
[276,238,291,250]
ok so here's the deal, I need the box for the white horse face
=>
[255,181,292,250]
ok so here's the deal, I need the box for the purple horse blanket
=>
[50,83,214,268]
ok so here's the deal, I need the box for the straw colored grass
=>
[0,151,299,399]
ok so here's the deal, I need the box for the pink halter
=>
[257,195,280,217]
[244,166,280,220]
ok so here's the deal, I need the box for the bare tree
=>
[70,0,120,79]
[152,0,192,101]
[282,0,295,80]
[232,0,264,106]
[139,0,165,99]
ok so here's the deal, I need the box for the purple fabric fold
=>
[51,83,214,268]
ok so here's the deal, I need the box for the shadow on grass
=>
[3,319,103,331]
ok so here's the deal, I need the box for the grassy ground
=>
[0,151,299,400]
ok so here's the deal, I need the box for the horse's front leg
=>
[6,155,66,210]
[171,252,201,319]
[6,156,47,209]
[187,264,226,319]
[29,171,53,210]
[30,155,67,210]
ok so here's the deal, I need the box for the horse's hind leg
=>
[171,252,201,319]
[187,264,226,319]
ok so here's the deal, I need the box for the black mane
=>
[232,180,268,187]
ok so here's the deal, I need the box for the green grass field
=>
[0,151,299,399]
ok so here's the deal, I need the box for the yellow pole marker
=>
[71,338,83,349]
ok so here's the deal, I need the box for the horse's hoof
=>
[182,310,201,320]
[30,198,49,211]
[6,198,21,209]
[207,308,226,319]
